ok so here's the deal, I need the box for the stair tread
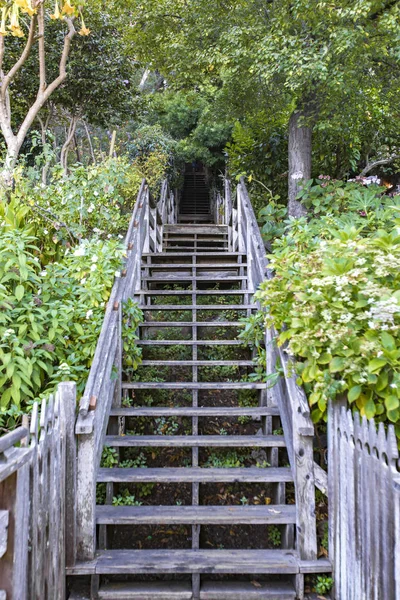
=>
[139,321,244,326]
[165,247,229,251]
[110,406,280,417]
[97,467,293,483]
[138,290,252,295]
[140,305,255,310]
[104,434,286,447]
[200,581,296,600]
[95,504,296,525]
[69,549,300,575]
[122,382,266,389]
[141,276,246,281]
[141,264,247,270]
[97,581,297,600]
[98,582,192,600]
[137,340,247,345]
[140,360,254,366]
[142,253,246,257]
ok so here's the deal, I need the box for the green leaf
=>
[15,284,25,301]
[317,352,332,365]
[376,372,388,391]
[329,357,345,373]
[385,395,400,411]
[364,397,376,420]
[368,358,387,373]
[348,385,362,402]
[75,323,84,336]
[381,332,396,352]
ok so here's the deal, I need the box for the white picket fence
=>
[328,399,400,599]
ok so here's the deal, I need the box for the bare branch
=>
[37,4,46,94]
[360,155,400,177]
[1,15,38,101]
[0,34,5,75]
[16,17,76,148]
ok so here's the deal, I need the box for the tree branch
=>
[1,15,38,101]
[16,17,76,148]
[360,155,400,177]
[37,4,46,94]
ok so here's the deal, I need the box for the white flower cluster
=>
[74,246,85,257]
[3,328,15,339]
[366,297,400,328]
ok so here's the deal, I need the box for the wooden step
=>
[140,360,254,367]
[139,321,244,327]
[104,434,285,448]
[96,581,296,600]
[200,581,296,600]
[110,406,280,417]
[164,237,228,243]
[122,382,266,390]
[164,226,228,234]
[137,340,247,346]
[142,253,246,257]
[97,582,192,600]
[97,467,292,483]
[141,264,246,270]
[164,247,229,251]
[138,290,252,296]
[96,504,296,525]
[68,549,299,575]
[141,276,246,282]
[140,305,255,310]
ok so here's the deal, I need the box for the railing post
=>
[293,424,318,560]
[394,477,400,599]
[75,413,96,561]
[58,382,78,568]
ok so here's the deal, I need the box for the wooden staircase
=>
[69,179,330,600]
[178,167,212,223]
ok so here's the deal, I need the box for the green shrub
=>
[0,155,152,428]
[253,181,400,437]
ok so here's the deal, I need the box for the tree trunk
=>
[60,115,78,175]
[288,109,312,218]
[0,143,20,194]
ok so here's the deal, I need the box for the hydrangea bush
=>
[255,180,400,437]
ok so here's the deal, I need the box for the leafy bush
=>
[0,156,151,429]
[254,181,400,437]
[0,229,125,417]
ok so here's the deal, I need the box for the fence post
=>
[394,477,400,600]
[58,382,77,568]
[75,413,96,561]
[328,397,346,598]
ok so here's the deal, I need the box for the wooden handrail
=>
[74,177,177,561]
[222,176,318,560]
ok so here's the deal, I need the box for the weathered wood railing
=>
[225,177,400,596]
[225,177,319,561]
[74,179,176,561]
[328,399,400,599]
[0,383,76,600]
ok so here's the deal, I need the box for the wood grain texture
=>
[98,467,293,484]
[96,504,297,525]
[328,402,400,599]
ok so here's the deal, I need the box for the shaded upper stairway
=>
[178,164,212,223]
[69,180,331,600]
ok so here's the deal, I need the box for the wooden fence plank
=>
[329,403,400,599]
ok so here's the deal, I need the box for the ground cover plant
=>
[253,179,400,437]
